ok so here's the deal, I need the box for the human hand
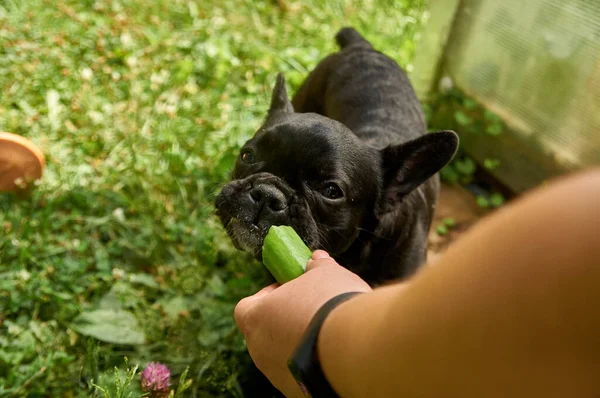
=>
[234,250,372,397]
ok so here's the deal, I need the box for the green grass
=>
[0,0,427,396]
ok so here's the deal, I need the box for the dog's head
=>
[216,74,458,260]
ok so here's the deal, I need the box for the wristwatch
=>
[288,292,363,397]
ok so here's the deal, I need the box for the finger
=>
[234,283,278,333]
[254,283,279,298]
[311,250,330,260]
[306,251,338,272]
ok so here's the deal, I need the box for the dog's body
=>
[291,28,449,282]
[216,28,458,285]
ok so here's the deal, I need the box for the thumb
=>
[306,250,339,271]
[234,283,278,334]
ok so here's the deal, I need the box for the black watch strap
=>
[288,292,363,397]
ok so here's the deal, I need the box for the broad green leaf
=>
[198,328,222,347]
[486,123,503,136]
[454,111,473,126]
[462,98,478,110]
[160,296,189,320]
[476,196,490,208]
[490,193,506,207]
[440,165,460,184]
[128,273,159,288]
[443,218,456,228]
[207,273,226,297]
[484,109,501,123]
[98,286,123,311]
[455,158,476,176]
[71,310,146,345]
[484,158,501,170]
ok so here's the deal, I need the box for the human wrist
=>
[288,292,364,397]
[315,284,403,398]
[315,292,368,398]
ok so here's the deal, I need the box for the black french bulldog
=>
[216,27,458,285]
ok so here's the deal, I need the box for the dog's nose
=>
[249,184,287,212]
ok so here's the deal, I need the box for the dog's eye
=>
[240,149,256,164]
[321,182,343,200]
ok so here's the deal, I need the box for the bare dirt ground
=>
[427,183,489,265]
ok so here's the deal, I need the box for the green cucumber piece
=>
[261,225,311,284]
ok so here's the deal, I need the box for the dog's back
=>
[292,28,441,282]
[292,27,427,149]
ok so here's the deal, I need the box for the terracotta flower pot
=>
[0,132,45,192]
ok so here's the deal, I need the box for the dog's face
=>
[216,100,381,258]
[216,74,458,260]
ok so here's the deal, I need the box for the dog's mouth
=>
[226,218,270,259]
[216,175,321,260]
[220,211,320,262]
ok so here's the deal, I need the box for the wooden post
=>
[410,0,462,100]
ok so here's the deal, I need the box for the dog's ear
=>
[268,73,294,116]
[377,130,459,215]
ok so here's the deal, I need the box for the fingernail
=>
[311,250,330,260]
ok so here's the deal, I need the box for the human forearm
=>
[235,169,600,398]
[319,258,600,398]
[318,169,600,398]
[317,284,413,397]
